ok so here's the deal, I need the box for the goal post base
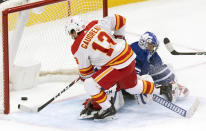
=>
[10,62,41,90]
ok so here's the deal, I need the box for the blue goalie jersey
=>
[130,42,175,85]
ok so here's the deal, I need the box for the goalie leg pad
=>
[134,94,153,105]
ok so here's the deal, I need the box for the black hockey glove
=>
[158,84,173,102]
[114,35,126,40]
[80,98,102,116]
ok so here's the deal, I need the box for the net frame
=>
[1,0,108,114]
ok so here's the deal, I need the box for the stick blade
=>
[186,98,200,118]
[18,104,38,113]
[163,37,175,53]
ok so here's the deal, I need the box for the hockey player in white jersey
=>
[66,14,157,119]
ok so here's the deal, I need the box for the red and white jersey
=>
[71,14,136,79]
[97,14,126,37]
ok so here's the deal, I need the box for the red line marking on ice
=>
[174,44,205,52]
[176,61,206,71]
[55,93,86,104]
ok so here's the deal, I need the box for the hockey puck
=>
[21,97,28,101]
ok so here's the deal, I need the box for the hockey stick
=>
[163,37,206,55]
[153,94,199,118]
[18,77,81,112]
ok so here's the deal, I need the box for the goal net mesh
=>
[0,0,105,114]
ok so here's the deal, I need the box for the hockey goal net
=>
[0,0,108,114]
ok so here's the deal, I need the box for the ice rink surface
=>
[1,0,206,130]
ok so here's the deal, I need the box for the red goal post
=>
[0,0,108,114]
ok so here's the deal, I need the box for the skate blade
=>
[94,115,118,122]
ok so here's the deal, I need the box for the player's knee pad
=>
[125,79,144,94]
[138,74,153,82]
[125,79,155,95]
[84,78,101,96]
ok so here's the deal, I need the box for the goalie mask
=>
[66,16,86,39]
[139,31,159,53]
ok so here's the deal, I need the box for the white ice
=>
[1,0,206,130]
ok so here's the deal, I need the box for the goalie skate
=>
[170,82,190,101]
[177,84,190,98]
[162,82,190,102]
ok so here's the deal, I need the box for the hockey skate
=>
[158,82,190,102]
[80,97,116,120]
[93,103,116,119]
[80,107,99,119]
[171,82,190,99]
[79,98,101,119]
[93,97,116,119]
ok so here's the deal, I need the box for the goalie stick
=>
[18,77,81,112]
[153,94,199,118]
[164,37,206,55]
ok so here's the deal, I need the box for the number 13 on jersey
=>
[92,31,117,57]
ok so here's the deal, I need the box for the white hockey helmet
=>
[139,31,159,52]
[65,16,86,38]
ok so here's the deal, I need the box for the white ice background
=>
[1,0,206,130]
